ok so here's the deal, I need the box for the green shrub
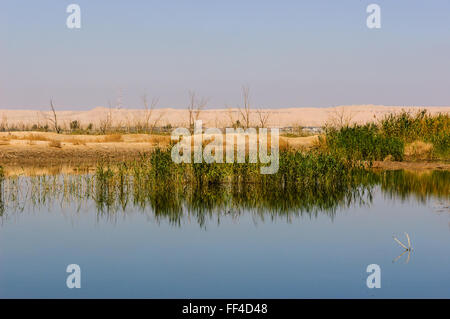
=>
[326,124,404,161]
[381,110,449,142]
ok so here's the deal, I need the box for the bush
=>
[70,120,80,131]
[380,110,449,159]
[381,110,449,142]
[325,124,404,161]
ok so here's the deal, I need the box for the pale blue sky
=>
[1,1,450,109]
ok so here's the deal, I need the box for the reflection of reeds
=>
[0,152,376,226]
[1,155,448,227]
[380,170,450,201]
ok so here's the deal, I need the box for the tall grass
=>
[325,124,404,161]
[324,110,449,161]
[380,110,448,142]
[380,110,449,159]
[93,147,368,193]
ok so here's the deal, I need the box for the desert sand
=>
[0,132,316,168]
[1,105,449,129]
[1,131,449,175]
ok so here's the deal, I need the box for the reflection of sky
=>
[1,187,449,298]
[1,1,450,109]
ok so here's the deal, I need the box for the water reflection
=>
[0,170,448,227]
[393,249,412,264]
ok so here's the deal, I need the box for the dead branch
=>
[49,99,61,133]
[256,107,270,128]
[239,85,251,129]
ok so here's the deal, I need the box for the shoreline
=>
[1,132,448,175]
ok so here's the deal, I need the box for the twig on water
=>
[392,232,413,264]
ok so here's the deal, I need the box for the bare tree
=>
[194,96,208,121]
[99,100,115,134]
[327,106,355,128]
[0,113,8,131]
[225,105,236,128]
[49,99,61,133]
[142,94,160,133]
[188,91,196,129]
[187,91,208,130]
[256,107,270,128]
[150,109,166,134]
[238,85,251,129]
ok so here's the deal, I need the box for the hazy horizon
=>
[1,104,450,112]
[2,1,450,109]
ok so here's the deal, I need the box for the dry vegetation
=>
[48,140,62,148]
[404,141,434,160]
[102,134,124,143]
[0,109,448,171]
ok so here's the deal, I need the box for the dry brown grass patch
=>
[66,137,87,146]
[405,141,433,160]
[149,135,171,146]
[102,134,123,142]
[48,140,62,148]
[23,133,50,142]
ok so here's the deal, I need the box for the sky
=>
[1,0,450,110]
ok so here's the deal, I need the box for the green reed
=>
[0,166,448,227]
[381,110,449,142]
[325,123,404,161]
[381,110,449,158]
[379,170,450,202]
[325,111,450,161]
[1,146,449,227]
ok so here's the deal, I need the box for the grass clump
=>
[380,110,448,142]
[48,140,62,148]
[404,141,434,160]
[67,137,87,146]
[380,110,449,159]
[324,110,449,161]
[102,134,123,142]
[24,133,50,141]
[325,124,404,161]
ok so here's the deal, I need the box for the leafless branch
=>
[238,85,251,129]
[49,99,61,133]
[256,107,270,128]
[187,91,208,130]
[142,94,160,133]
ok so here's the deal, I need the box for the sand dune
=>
[0,105,449,129]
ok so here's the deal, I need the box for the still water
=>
[0,170,449,298]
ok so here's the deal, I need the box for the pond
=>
[0,170,449,298]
